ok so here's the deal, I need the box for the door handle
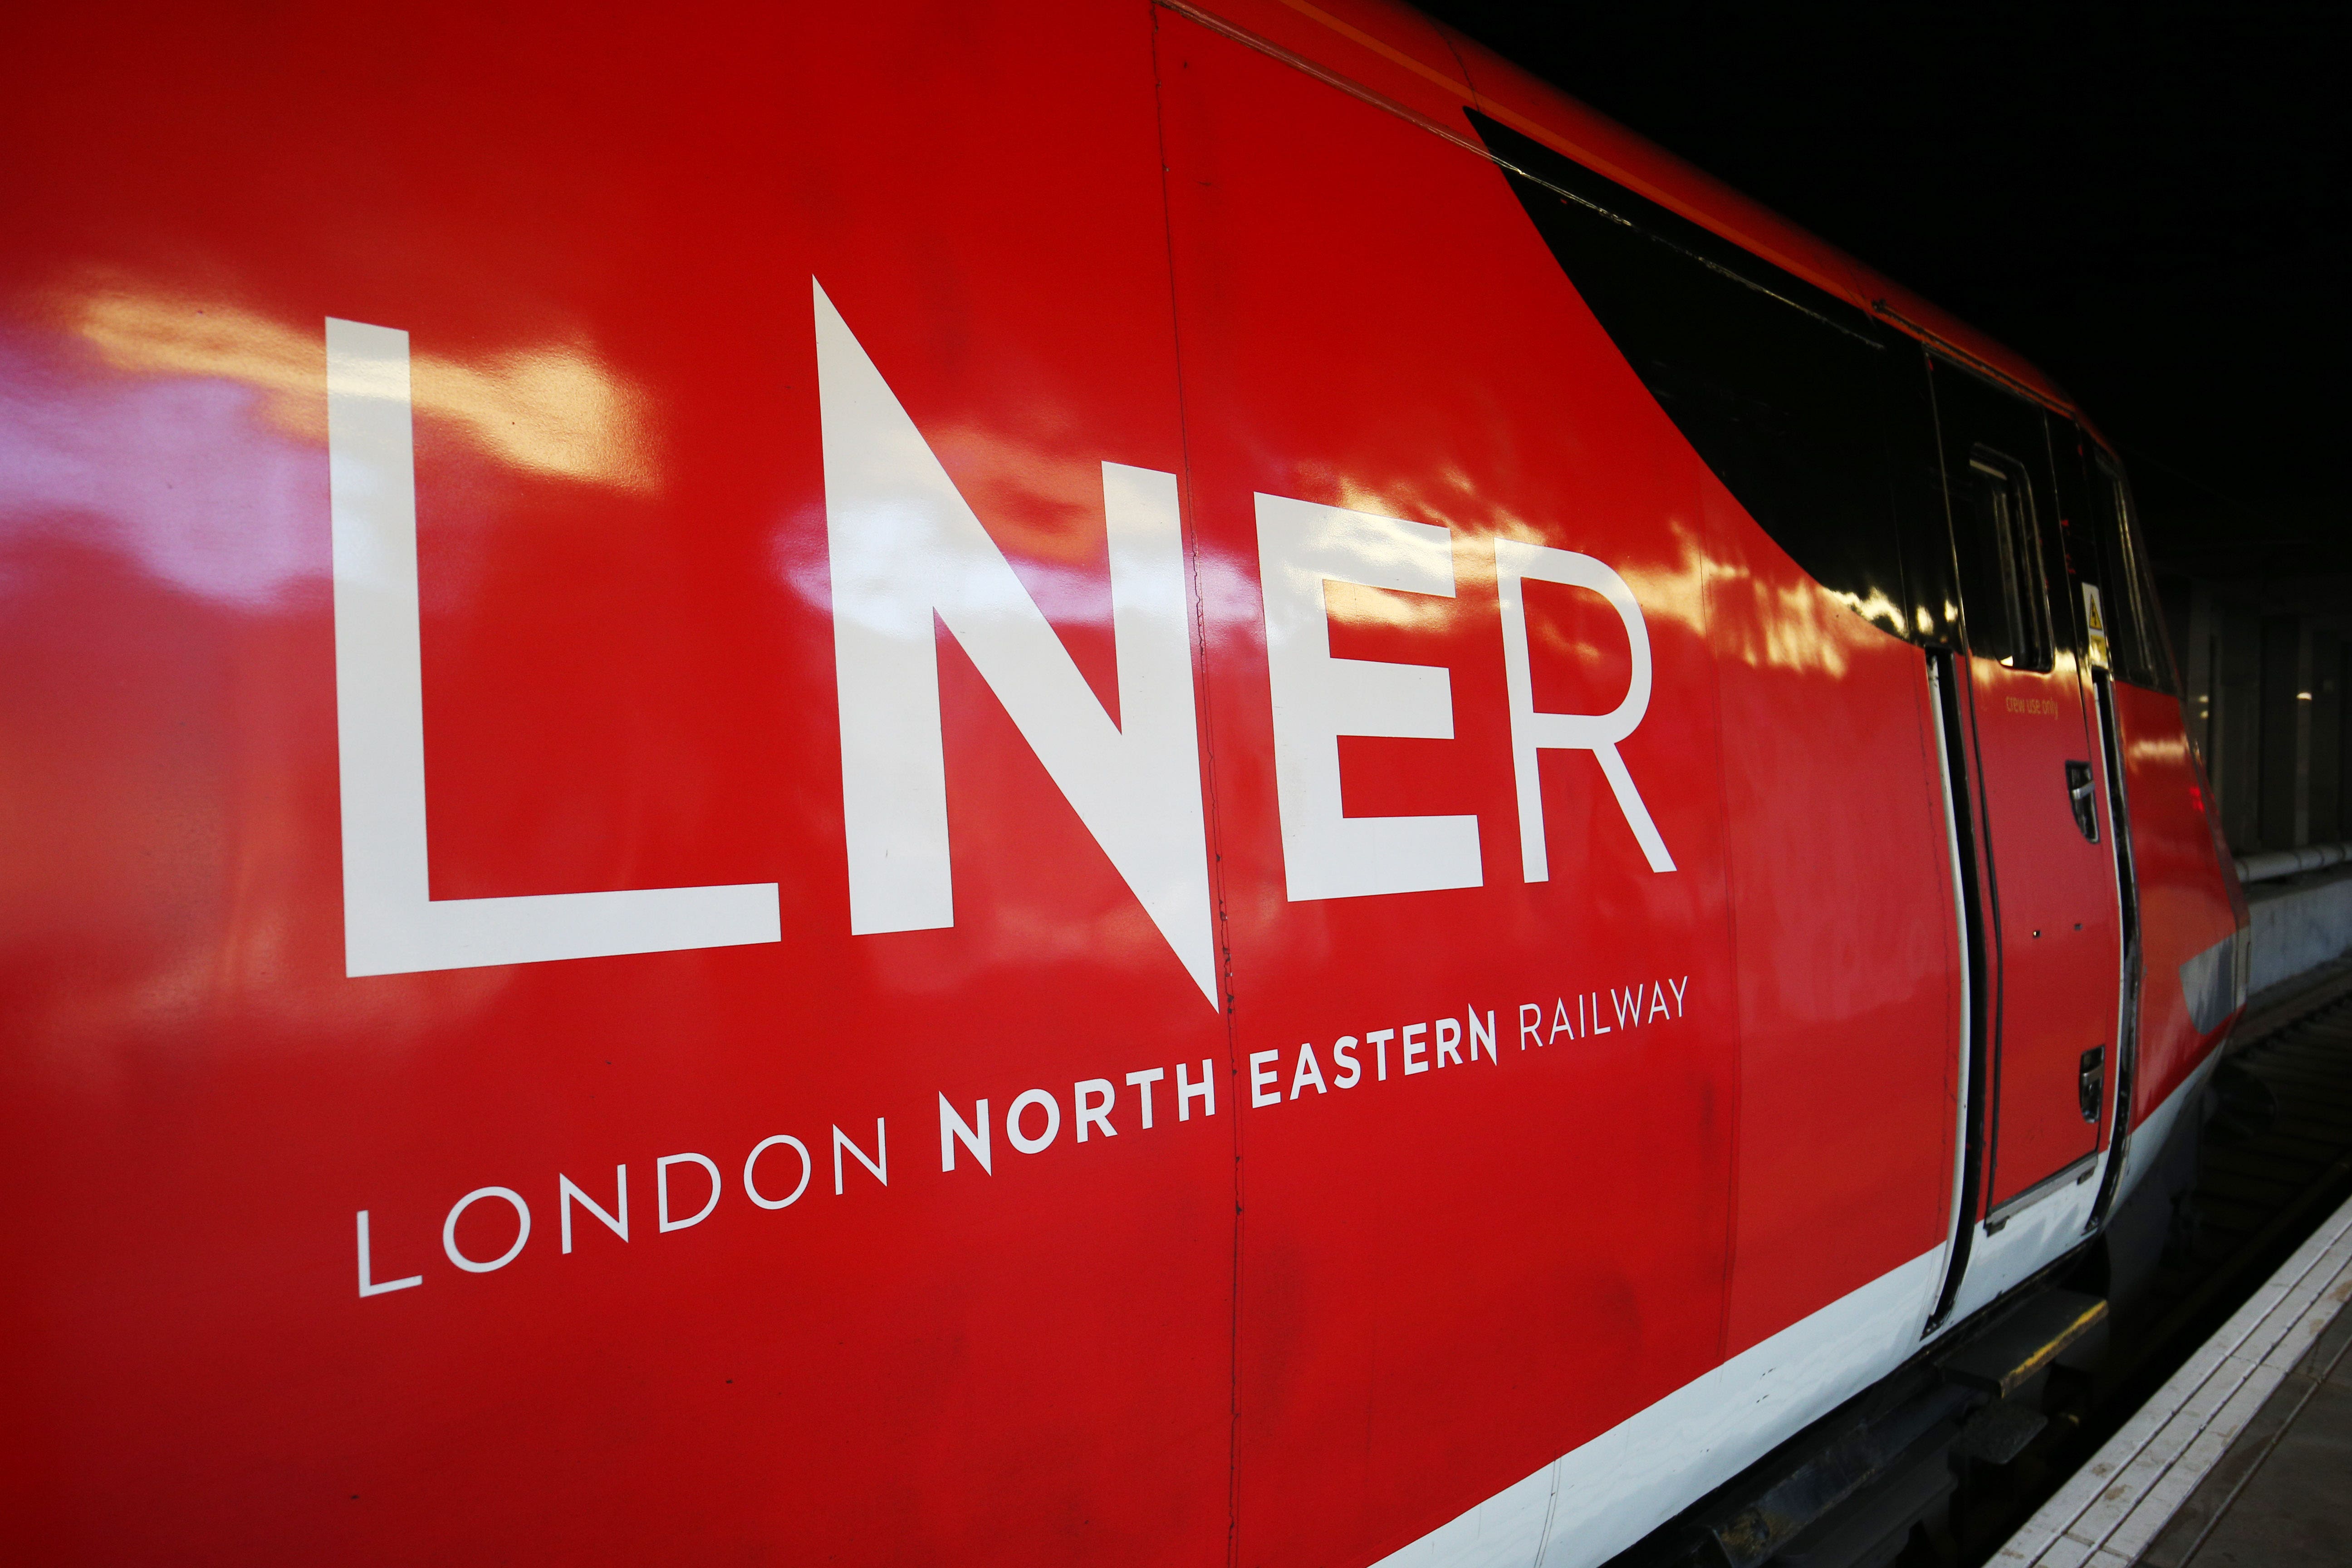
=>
[2065,760,2098,842]
[2079,1046,2105,1122]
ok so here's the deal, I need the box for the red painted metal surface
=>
[1961,651,2122,1206]
[1161,33,1739,1559]
[2117,682,2244,1116]
[0,1,2237,1564]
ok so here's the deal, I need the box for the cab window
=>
[1956,445,2055,671]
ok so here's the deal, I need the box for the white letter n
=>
[815,280,1215,1005]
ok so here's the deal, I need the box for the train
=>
[0,0,2245,1563]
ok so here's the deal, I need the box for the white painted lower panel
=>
[1942,1174,2100,1327]
[1368,1250,1945,1568]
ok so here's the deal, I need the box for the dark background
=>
[1416,1,2350,597]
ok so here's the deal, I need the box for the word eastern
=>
[1250,975,1691,1108]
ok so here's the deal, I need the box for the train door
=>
[2053,429,2149,1231]
[1934,367,2123,1222]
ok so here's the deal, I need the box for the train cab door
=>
[1935,366,2124,1222]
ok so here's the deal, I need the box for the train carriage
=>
[0,0,2243,1563]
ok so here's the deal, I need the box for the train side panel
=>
[1159,13,1977,1563]
[0,2,1240,1562]
[1705,528,1962,1356]
[1156,23,1742,1562]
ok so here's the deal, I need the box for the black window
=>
[1470,111,1919,643]
[2085,448,2179,694]
[1955,446,2054,671]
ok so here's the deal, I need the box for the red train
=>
[0,0,2244,1563]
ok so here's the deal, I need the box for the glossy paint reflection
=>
[73,284,659,490]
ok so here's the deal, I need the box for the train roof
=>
[1180,0,2092,432]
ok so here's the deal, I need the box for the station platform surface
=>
[1994,1189,2352,1566]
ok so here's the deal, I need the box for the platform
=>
[1992,1188,2352,1566]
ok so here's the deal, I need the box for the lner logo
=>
[323,287,1670,990]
